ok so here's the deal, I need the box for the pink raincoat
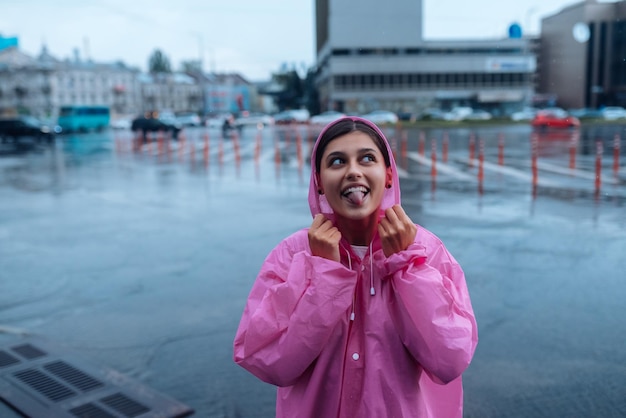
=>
[234,117,478,417]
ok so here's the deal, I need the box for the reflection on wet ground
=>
[1,124,625,417]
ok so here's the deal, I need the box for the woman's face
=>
[318,131,392,222]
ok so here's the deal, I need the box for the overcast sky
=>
[0,0,605,80]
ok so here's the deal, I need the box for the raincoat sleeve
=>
[382,229,478,384]
[233,231,357,387]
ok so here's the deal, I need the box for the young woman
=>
[233,117,478,417]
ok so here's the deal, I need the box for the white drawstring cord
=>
[345,244,375,321]
[369,243,375,296]
[344,246,356,321]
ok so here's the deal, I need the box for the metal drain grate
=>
[0,337,194,417]
[44,360,104,392]
[101,393,150,417]
[69,402,117,418]
[11,343,47,359]
[0,351,20,368]
[14,368,77,401]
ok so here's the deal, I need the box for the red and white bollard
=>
[255,128,262,164]
[498,133,505,166]
[478,138,484,195]
[401,131,408,168]
[203,132,210,168]
[569,133,578,170]
[469,133,476,168]
[431,139,437,178]
[531,133,539,188]
[613,134,621,177]
[595,140,603,193]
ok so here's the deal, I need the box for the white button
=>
[352,353,360,361]
[361,265,365,271]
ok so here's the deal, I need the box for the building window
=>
[332,49,351,56]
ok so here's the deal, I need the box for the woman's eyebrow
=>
[327,148,377,157]
[325,148,380,163]
[325,151,346,160]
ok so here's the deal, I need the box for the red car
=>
[531,108,580,129]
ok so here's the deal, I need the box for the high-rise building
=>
[539,0,626,109]
[315,0,536,116]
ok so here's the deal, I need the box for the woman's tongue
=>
[345,190,366,205]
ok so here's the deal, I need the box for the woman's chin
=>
[334,207,379,222]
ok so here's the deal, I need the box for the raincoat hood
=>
[308,116,401,219]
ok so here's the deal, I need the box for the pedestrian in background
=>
[233,116,477,417]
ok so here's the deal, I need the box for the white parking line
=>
[534,160,619,185]
[478,159,563,187]
[220,142,257,163]
[407,152,475,181]
[396,166,409,179]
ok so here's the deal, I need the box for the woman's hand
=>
[378,205,417,257]
[308,214,342,262]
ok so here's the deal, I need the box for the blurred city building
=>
[314,0,537,116]
[314,0,626,114]
[539,0,626,109]
[0,46,141,119]
[0,44,258,120]
[138,72,202,115]
[189,72,258,115]
[6,0,625,119]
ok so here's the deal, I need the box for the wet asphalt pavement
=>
[1,123,625,417]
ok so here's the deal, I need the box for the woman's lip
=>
[341,185,369,195]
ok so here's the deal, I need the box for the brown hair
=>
[314,118,391,173]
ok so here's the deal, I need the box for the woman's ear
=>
[386,168,393,188]
[315,172,323,194]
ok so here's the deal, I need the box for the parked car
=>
[0,116,61,145]
[273,109,310,125]
[463,110,492,121]
[131,112,183,140]
[361,110,399,125]
[531,108,580,129]
[110,117,132,130]
[568,108,601,119]
[396,111,417,122]
[600,106,626,120]
[176,112,202,127]
[510,107,538,121]
[417,108,446,121]
[273,112,296,125]
[235,112,274,128]
[309,111,347,125]
[205,112,233,128]
[443,106,473,121]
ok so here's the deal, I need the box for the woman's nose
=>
[345,160,362,179]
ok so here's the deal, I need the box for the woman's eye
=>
[330,157,344,165]
[362,154,375,162]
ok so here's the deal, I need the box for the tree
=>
[273,69,303,110]
[302,68,320,116]
[181,60,202,75]
[148,49,172,74]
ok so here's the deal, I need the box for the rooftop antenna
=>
[198,33,204,71]
[83,36,90,61]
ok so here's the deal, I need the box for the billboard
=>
[486,57,536,72]
[0,36,19,51]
